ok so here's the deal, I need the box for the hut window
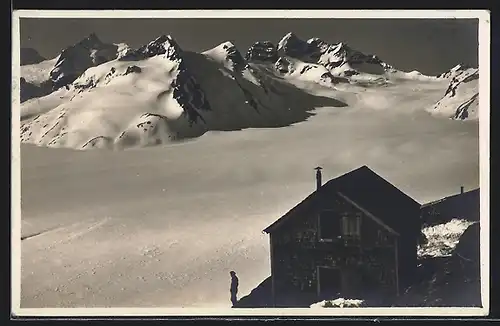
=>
[377,230,389,244]
[318,210,342,241]
[342,215,361,237]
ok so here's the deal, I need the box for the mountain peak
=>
[49,35,129,90]
[152,34,177,45]
[120,34,183,62]
[307,37,324,44]
[279,32,298,43]
[277,32,309,58]
[86,32,100,42]
[78,32,103,49]
[278,32,300,47]
[149,34,182,54]
[331,42,351,54]
[306,37,328,49]
[205,40,238,53]
[203,41,246,71]
[219,41,236,49]
[438,63,476,79]
[450,63,475,73]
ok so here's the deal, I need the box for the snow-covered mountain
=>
[437,64,474,79]
[247,32,441,86]
[18,32,480,150]
[49,33,130,90]
[276,32,394,77]
[430,66,479,120]
[19,33,130,103]
[20,34,346,150]
[245,41,279,62]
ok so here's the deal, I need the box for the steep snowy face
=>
[202,41,247,72]
[317,42,392,76]
[20,48,46,65]
[438,64,474,79]
[119,34,182,62]
[77,35,211,125]
[20,35,217,150]
[49,33,130,90]
[430,68,479,120]
[273,56,348,87]
[274,56,295,74]
[274,33,393,77]
[278,33,334,63]
[277,32,310,58]
[245,41,279,62]
[317,42,351,70]
[306,38,331,61]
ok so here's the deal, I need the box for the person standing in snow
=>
[230,270,239,307]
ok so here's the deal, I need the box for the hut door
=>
[317,267,342,300]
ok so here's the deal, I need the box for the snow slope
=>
[20,57,59,102]
[430,67,479,120]
[21,57,59,86]
[418,219,476,258]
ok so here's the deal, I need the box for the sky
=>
[20,18,478,76]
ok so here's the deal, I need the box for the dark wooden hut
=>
[420,187,480,227]
[263,165,422,306]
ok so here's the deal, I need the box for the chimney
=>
[460,186,464,194]
[315,167,323,191]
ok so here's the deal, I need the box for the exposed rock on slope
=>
[20,34,346,150]
[245,41,279,62]
[49,33,130,90]
[19,33,130,102]
[275,33,393,78]
[119,34,181,62]
[274,56,295,74]
[19,32,477,151]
